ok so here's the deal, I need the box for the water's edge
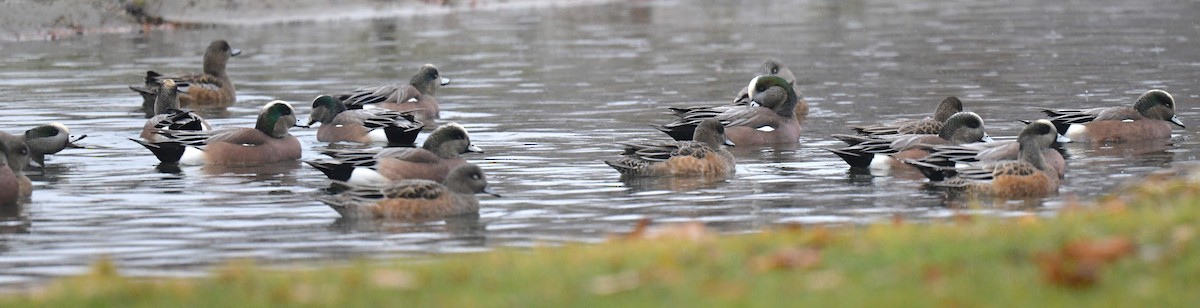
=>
[0,0,616,41]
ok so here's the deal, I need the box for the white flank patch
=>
[1065,124,1087,140]
[756,125,776,132]
[179,147,206,166]
[868,155,893,170]
[348,168,390,185]
[367,129,389,143]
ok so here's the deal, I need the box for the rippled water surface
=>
[1,0,1199,287]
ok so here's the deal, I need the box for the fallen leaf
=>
[750,247,821,272]
[1063,236,1136,264]
[1034,236,1137,288]
[1035,251,1100,288]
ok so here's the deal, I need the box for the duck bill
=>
[724,139,736,147]
[67,134,87,148]
[466,144,484,153]
[230,49,242,57]
[1055,133,1072,143]
[1171,115,1186,128]
[980,133,995,143]
[483,187,501,197]
[440,77,451,86]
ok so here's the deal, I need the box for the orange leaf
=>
[1063,236,1136,264]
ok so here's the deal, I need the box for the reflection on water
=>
[0,0,1198,287]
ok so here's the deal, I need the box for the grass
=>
[6,174,1200,306]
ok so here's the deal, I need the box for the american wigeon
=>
[0,140,21,206]
[907,120,1062,199]
[317,163,499,220]
[0,132,32,199]
[23,122,84,167]
[607,119,736,177]
[1039,89,1184,143]
[850,96,964,136]
[307,95,424,146]
[828,112,993,170]
[140,79,212,142]
[732,59,807,120]
[918,124,1069,179]
[336,64,451,126]
[131,101,301,166]
[306,123,482,184]
[656,75,802,146]
[130,40,241,114]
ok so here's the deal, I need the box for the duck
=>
[1039,89,1184,143]
[906,119,1063,199]
[335,64,451,126]
[607,119,736,177]
[306,123,482,184]
[317,163,499,220]
[0,132,32,199]
[307,95,424,146]
[131,101,301,166]
[828,112,993,170]
[139,79,211,142]
[673,59,808,121]
[130,39,241,114]
[849,96,964,136]
[23,122,84,167]
[0,140,22,206]
[655,75,802,146]
[917,126,1069,179]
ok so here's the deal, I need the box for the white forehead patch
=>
[747,76,762,99]
[49,122,70,133]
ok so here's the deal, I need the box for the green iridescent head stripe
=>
[747,75,795,99]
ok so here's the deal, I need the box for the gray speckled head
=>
[153,79,182,115]
[203,39,240,77]
[410,64,449,96]
[443,163,499,196]
[308,95,346,126]
[1134,89,1184,128]
[759,59,796,86]
[0,132,30,174]
[694,119,732,148]
[938,112,989,144]
[933,96,964,123]
[423,123,478,158]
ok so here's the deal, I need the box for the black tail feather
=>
[901,158,955,182]
[130,138,185,164]
[304,160,356,182]
[827,148,874,169]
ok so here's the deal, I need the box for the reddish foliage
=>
[1034,236,1136,288]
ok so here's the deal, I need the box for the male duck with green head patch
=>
[656,75,802,146]
[132,101,302,166]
